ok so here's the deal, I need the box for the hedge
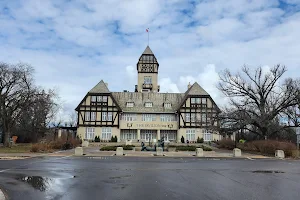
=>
[100,145,135,151]
[169,145,212,151]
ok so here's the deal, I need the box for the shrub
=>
[100,145,135,151]
[181,136,185,143]
[174,145,212,151]
[114,136,118,142]
[217,139,235,150]
[94,136,100,142]
[197,137,204,143]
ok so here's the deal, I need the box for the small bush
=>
[197,137,204,143]
[217,139,235,150]
[94,136,100,142]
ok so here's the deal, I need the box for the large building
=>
[75,46,221,143]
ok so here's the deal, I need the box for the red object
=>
[146,28,149,32]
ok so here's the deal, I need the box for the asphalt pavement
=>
[0,156,300,200]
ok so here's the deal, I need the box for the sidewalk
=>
[0,147,271,159]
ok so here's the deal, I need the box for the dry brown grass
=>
[238,140,297,157]
[30,138,81,153]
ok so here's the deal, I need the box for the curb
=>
[0,188,6,200]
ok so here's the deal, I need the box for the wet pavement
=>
[0,156,300,200]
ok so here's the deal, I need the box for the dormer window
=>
[145,102,153,107]
[126,102,134,107]
[164,103,172,108]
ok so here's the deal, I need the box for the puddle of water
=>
[17,176,52,192]
[252,170,284,174]
[16,175,76,192]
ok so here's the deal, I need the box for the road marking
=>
[0,155,73,173]
[247,157,254,160]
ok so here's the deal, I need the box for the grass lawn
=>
[0,144,32,153]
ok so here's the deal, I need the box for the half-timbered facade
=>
[76,46,221,143]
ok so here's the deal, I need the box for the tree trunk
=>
[3,129,10,147]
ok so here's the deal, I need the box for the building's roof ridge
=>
[142,45,154,55]
[88,80,110,93]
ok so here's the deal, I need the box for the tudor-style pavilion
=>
[75,46,221,143]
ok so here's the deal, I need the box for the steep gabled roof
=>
[143,46,154,55]
[186,82,209,96]
[88,80,110,94]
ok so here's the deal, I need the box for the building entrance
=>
[140,130,157,142]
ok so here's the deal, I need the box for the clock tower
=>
[135,46,160,93]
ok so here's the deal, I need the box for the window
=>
[102,112,112,121]
[85,112,90,121]
[145,102,153,107]
[203,129,212,141]
[91,96,97,102]
[191,113,196,122]
[164,103,171,108]
[86,128,95,140]
[186,129,196,141]
[121,130,137,140]
[97,96,102,102]
[91,112,96,121]
[144,76,152,84]
[202,98,207,104]
[202,113,206,123]
[126,102,134,107]
[191,98,201,104]
[101,127,112,140]
[103,96,108,102]
[185,113,190,122]
[107,112,112,121]
[102,112,106,121]
[121,114,137,121]
[142,114,156,121]
[160,114,176,122]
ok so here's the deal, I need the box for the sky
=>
[1,0,300,122]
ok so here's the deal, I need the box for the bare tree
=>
[217,65,299,139]
[0,62,59,146]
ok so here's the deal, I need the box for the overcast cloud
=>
[1,0,300,120]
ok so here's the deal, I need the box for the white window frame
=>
[203,129,212,141]
[145,102,153,107]
[107,112,112,121]
[186,129,196,141]
[91,112,96,121]
[142,114,156,121]
[103,96,108,102]
[185,113,190,122]
[91,96,97,102]
[101,127,112,140]
[126,102,134,107]
[164,103,171,108]
[102,112,107,121]
[96,96,102,102]
[160,114,176,122]
[121,114,137,121]
[85,112,91,121]
[86,127,95,140]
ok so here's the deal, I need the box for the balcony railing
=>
[142,83,153,88]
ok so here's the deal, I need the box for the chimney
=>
[187,82,191,90]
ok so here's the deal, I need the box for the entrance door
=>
[141,130,157,142]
